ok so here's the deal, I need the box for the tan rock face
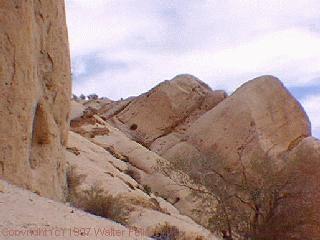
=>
[69,111,217,228]
[287,137,320,169]
[104,74,226,147]
[0,0,71,200]
[66,131,218,239]
[83,98,112,110]
[67,75,316,237]
[70,100,85,120]
[162,76,311,167]
[283,137,320,238]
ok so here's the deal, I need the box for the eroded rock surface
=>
[65,131,217,239]
[100,74,227,147]
[68,75,318,239]
[159,76,311,168]
[0,0,71,200]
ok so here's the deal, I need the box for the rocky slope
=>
[99,74,227,147]
[97,76,311,171]
[65,131,217,239]
[0,0,71,201]
[70,74,320,239]
[1,1,319,238]
[0,180,149,240]
[0,2,219,239]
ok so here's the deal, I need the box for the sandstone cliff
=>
[0,0,71,201]
[157,76,311,168]
[100,74,227,147]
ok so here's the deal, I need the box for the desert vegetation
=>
[151,222,205,240]
[66,75,320,239]
[66,166,130,225]
[3,0,320,239]
[160,136,320,240]
[76,185,130,225]
[151,223,183,240]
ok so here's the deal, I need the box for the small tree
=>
[79,94,86,100]
[72,94,79,101]
[159,133,320,239]
[87,94,98,100]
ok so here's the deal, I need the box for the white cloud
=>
[70,27,320,98]
[66,0,320,137]
[72,59,87,77]
[66,0,167,57]
[302,95,320,138]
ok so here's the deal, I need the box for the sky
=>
[65,0,319,138]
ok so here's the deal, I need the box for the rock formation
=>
[100,74,227,147]
[0,0,71,200]
[65,131,217,239]
[155,76,311,168]
[0,3,319,236]
[70,100,85,120]
[287,136,320,162]
[69,74,320,238]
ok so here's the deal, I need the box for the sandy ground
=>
[0,180,150,240]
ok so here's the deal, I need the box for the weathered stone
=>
[162,76,311,167]
[70,100,85,120]
[66,131,218,239]
[104,74,226,147]
[0,0,71,201]
[287,136,320,165]
[158,76,311,170]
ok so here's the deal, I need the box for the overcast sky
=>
[65,0,319,137]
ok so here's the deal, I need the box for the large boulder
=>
[161,76,311,167]
[287,136,320,160]
[70,100,85,120]
[102,74,226,147]
[280,137,320,238]
[0,0,71,200]
[83,98,112,110]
